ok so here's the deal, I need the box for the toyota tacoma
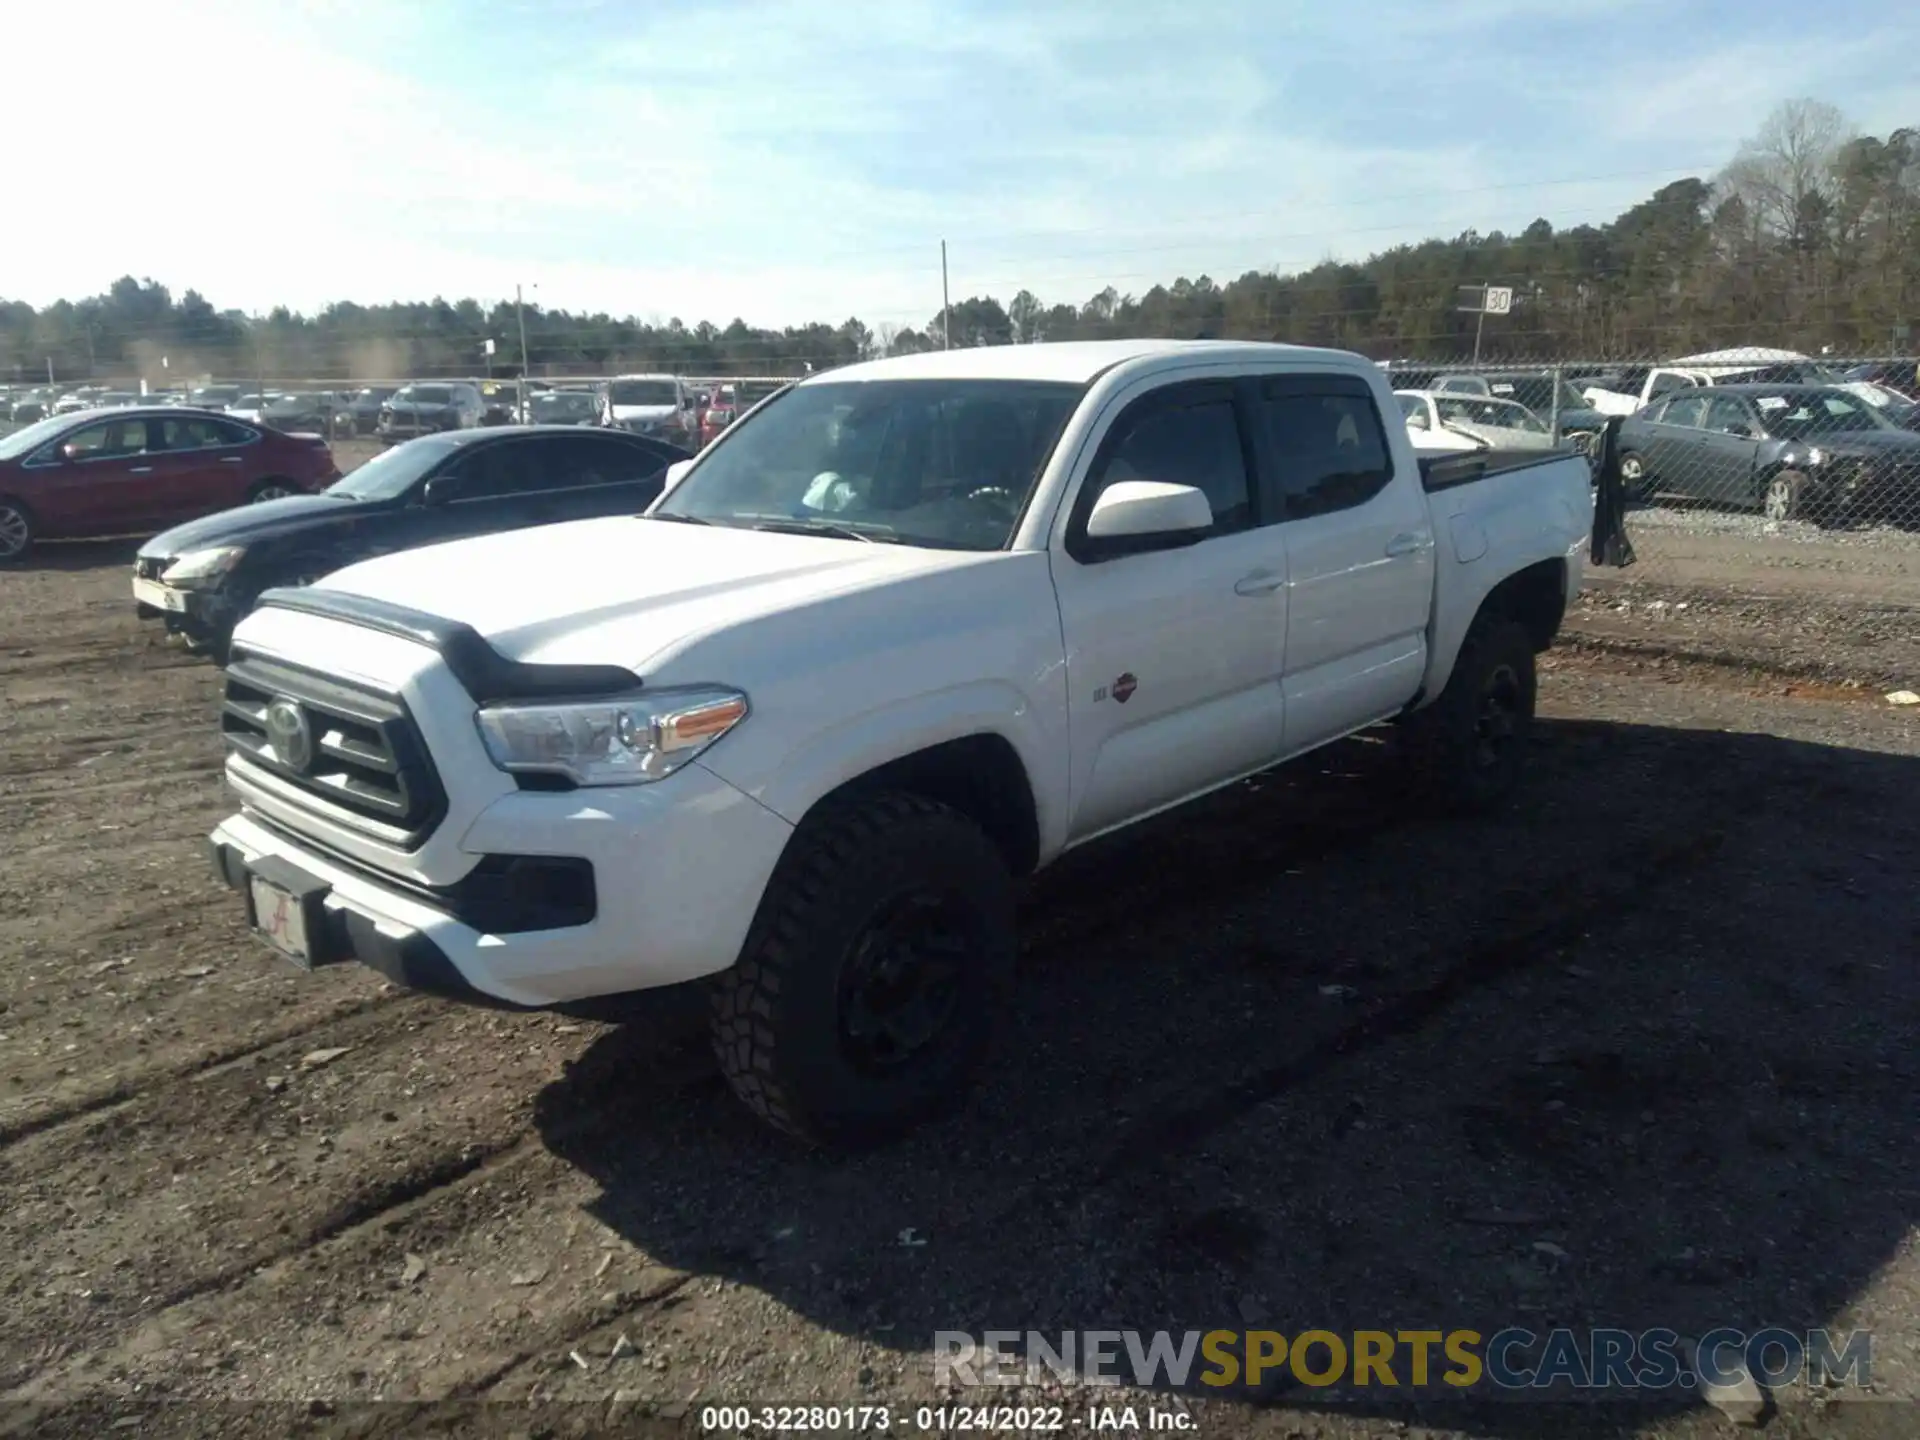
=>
[204,340,1594,1145]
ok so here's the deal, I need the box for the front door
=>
[27,416,169,535]
[1258,373,1435,753]
[1050,378,1288,844]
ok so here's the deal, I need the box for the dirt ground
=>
[1,493,1918,1438]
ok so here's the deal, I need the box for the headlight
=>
[1805,447,1826,466]
[475,686,748,786]
[160,545,246,587]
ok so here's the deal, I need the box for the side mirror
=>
[421,476,458,506]
[658,459,694,496]
[1083,481,1213,554]
[59,442,83,463]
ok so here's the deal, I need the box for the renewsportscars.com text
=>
[934,1327,1870,1393]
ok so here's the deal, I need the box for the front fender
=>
[702,679,1065,856]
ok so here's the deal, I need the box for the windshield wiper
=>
[749,518,880,543]
[642,511,712,525]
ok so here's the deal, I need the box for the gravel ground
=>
[1565,500,1920,697]
[1,536,1918,1438]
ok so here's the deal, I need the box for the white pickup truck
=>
[205,339,1593,1144]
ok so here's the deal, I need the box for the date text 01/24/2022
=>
[698,1404,1195,1431]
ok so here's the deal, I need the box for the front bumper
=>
[132,574,234,641]
[1810,462,1920,521]
[207,760,795,1010]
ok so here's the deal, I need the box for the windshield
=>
[1754,391,1890,437]
[1483,378,1588,413]
[609,380,679,407]
[0,413,77,460]
[192,387,241,404]
[533,392,596,416]
[394,385,454,405]
[324,437,464,500]
[1435,396,1547,433]
[655,379,1083,550]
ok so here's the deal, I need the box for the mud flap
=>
[1588,415,1637,568]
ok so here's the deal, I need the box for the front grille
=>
[222,654,446,847]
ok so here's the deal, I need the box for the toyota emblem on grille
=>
[264,698,314,772]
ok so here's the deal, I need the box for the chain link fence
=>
[6,345,1920,681]
[1386,356,1920,655]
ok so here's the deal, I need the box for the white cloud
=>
[3,0,1914,330]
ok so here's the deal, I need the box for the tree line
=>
[2,99,1912,386]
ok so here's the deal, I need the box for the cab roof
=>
[806,339,1367,387]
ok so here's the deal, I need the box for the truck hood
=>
[308,516,998,674]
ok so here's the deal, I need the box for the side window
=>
[1262,379,1395,519]
[160,417,233,450]
[1079,389,1252,539]
[434,443,536,501]
[1704,396,1753,435]
[210,418,255,445]
[59,418,149,460]
[1662,395,1709,430]
[1647,372,1695,400]
[544,436,668,489]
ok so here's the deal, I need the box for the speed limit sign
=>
[1483,286,1513,315]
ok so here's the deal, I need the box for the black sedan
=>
[133,425,690,660]
[1617,384,1920,524]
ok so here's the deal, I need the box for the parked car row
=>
[132,423,690,658]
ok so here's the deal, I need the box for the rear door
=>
[1258,373,1435,753]
[1695,394,1763,505]
[526,434,676,520]
[150,414,258,519]
[1648,394,1709,495]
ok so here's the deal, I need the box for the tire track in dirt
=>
[43,717,1703,1405]
[0,745,1428,1401]
[0,989,412,1148]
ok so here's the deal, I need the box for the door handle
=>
[1385,531,1433,558]
[1234,569,1286,597]
[129,466,153,474]
[220,455,243,464]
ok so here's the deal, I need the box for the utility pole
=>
[1472,306,1487,366]
[940,241,951,350]
[516,285,532,421]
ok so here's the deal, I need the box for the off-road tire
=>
[1400,616,1537,815]
[710,791,1015,1148]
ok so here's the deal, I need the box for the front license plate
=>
[249,875,313,968]
[131,577,186,612]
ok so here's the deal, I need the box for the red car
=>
[0,408,340,563]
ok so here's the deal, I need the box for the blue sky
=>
[6,0,1916,331]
